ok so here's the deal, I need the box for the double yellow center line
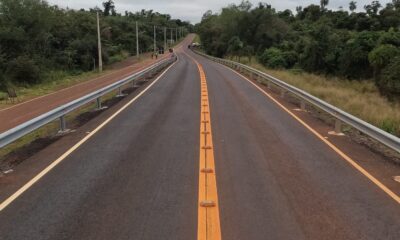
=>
[184,51,222,240]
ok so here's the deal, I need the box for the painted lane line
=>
[0,57,180,212]
[183,51,222,240]
[220,63,400,205]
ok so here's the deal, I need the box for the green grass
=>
[233,56,400,136]
[0,51,155,110]
[108,51,130,64]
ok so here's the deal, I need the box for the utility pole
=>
[153,25,156,53]
[175,28,178,43]
[136,21,139,59]
[170,28,173,45]
[97,12,103,72]
[164,27,167,53]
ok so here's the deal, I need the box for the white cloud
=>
[46,0,393,23]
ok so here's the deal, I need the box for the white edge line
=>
[216,61,400,204]
[0,56,179,212]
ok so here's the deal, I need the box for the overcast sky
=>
[47,0,392,23]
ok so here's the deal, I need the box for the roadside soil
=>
[0,53,171,134]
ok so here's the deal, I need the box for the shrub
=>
[282,50,298,68]
[379,57,400,97]
[6,56,41,85]
[368,44,400,77]
[0,72,7,91]
[260,47,286,69]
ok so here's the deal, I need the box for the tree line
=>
[196,0,400,98]
[0,0,192,91]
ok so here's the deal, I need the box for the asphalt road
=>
[0,40,399,240]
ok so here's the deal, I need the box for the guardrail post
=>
[267,81,271,89]
[329,118,345,136]
[58,115,69,134]
[257,75,263,83]
[96,97,102,109]
[280,89,285,98]
[95,97,107,111]
[300,100,306,111]
[116,87,127,98]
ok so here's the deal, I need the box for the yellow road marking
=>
[183,51,222,240]
[0,57,179,212]
[223,64,400,205]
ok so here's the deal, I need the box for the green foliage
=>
[260,48,286,69]
[379,57,400,97]
[197,0,400,98]
[103,0,116,17]
[0,0,191,88]
[6,56,41,85]
[227,36,243,57]
[349,1,357,12]
[369,44,400,76]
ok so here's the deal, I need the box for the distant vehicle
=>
[191,42,201,47]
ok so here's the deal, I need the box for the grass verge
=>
[232,56,400,137]
[0,53,151,110]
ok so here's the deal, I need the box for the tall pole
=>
[136,21,139,59]
[164,27,167,53]
[97,12,103,72]
[153,25,156,53]
[170,28,173,45]
[175,28,178,43]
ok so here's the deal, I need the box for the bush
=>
[6,56,41,85]
[0,72,7,91]
[379,57,400,97]
[282,50,298,68]
[368,44,400,76]
[260,48,286,69]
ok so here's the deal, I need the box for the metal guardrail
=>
[194,50,400,153]
[0,56,177,148]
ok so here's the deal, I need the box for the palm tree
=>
[320,0,329,10]
[349,1,357,12]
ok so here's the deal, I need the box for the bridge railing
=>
[194,50,400,154]
[0,56,177,148]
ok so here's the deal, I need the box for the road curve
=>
[0,38,399,240]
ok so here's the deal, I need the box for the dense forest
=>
[0,0,192,91]
[196,0,400,98]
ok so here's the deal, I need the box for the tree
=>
[369,44,400,78]
[379,57,400,97]
[6,56,41,85]
[260,48,286,68]
[320,0,329,10]
[0,0,192,88]
[349,1,357,12]
[242,45,254,62]
[364,1,382,16]
[103,0,116,17]
[227,36,243,60]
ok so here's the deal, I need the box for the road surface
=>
[0,37,399,240]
